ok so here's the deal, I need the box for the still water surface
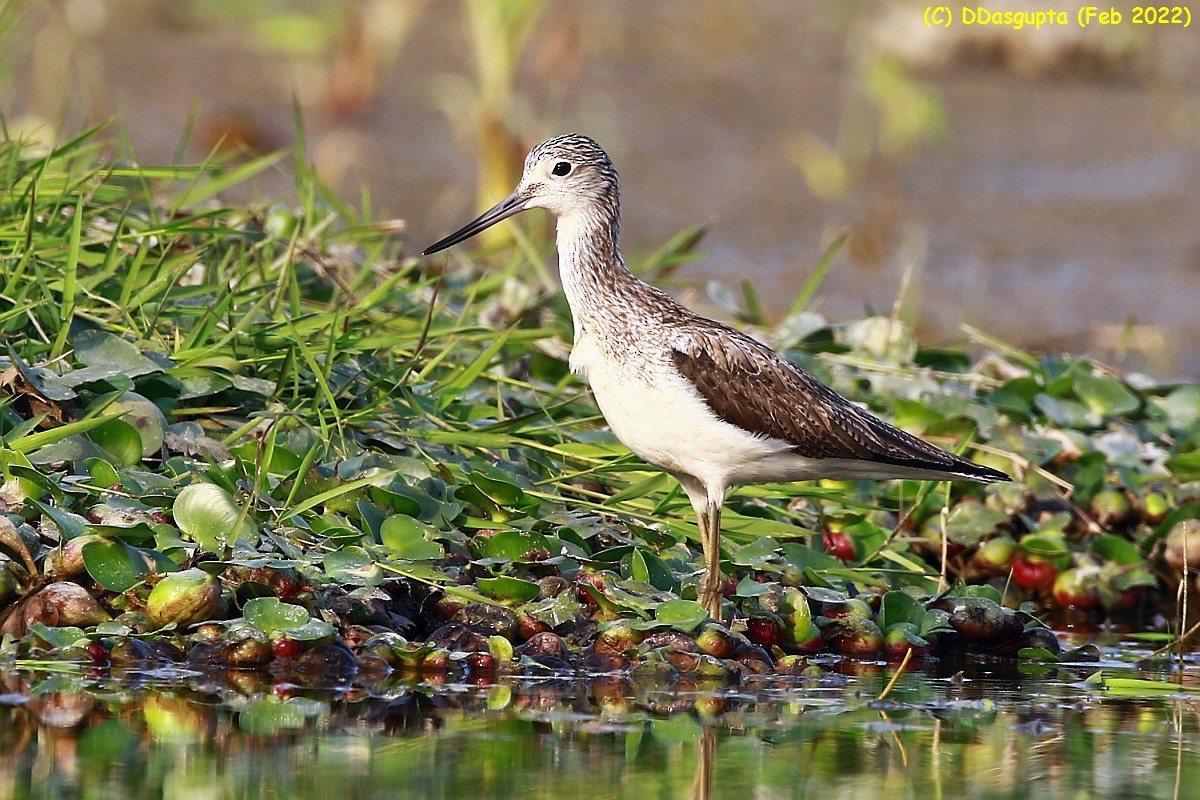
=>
[2,641,1197,799]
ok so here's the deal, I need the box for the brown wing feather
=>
[670,328,1007,482]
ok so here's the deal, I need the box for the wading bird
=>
[424,134,1008,619]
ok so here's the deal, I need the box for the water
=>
[3,647,1198,799]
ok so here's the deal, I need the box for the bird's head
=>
[423,133,619,256]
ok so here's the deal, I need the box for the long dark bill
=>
[422,192,528,255]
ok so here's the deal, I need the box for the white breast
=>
[571,337,802,492]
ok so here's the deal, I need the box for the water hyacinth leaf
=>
[1165,450,1200,482]
[28,623,90,650]
[988,377,1039,416]
[1073,374,1140,417]
[229,441,303,475]
[476,576,540,604]
[732,537,779,569]
[243,597,310,636]
[802,585,850,604]
[488,634,514,662]
[368,486,424,518]
[282,617,335,642]
[879,590,925,629]
[653,599,708,632]
[0,448,42,500]
[172,482,258,553]
[87,418,144,467]
[781,543,842,571]
[1020,532,1069,559]
[1090,533,1142,565]
[82,538,167,592]
[624,548,675,591]
[468,471,529,508]
[1159,385,1200,431]
[591,545,634,564]
[1034,394,1101,429]
[470,530,551,562]
[2,347,76,401]
[31,500,87,541]
[523,593,583,627]
[629,548,650,584]
[942,502,1010,545]
[324,547,384,586]
[72,329,164,376]
[379,515,444,561]
[960,583,1003,603]
[920,608,953,636]
[84,457,122,488]
[735,576,772,597]
[1018,646,1059,663]
[356,500,388,540]
[87,392,168,457]
[86,521,158,543]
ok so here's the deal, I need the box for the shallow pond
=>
[3,639,1198,800]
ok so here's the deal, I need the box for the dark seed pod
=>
[639,630,698,653]
[516,613,551,641]
[514,631,571,661]
[580,652,629,674]
[428,622,490,653]
[453,603,518,638]
[826,616,884,659]
[948,597,1024,646]
[590,619,643,656]
[694,622,738,659]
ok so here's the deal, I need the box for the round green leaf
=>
[476,575,540,604]
[88,418,143,467]
[1073,374,1140,417]
[323,547,384,586]
[879,590,924,629]
[380,515,444,561]
[1034,394,1101,429]
[88,392,167,457]
[84,457,122,488]
[243,596,310,636]
[173,482,258,553]
[471,530,551,562]
[284,617,335,642]
[1090,533,1142,565]
[653,599,708,632]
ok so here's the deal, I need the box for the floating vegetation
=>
[1,127,1198,687]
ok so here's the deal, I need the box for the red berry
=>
[85,641,108,665]
[822,531,856,562]
[1113,586,1143,610]
[746,617,782,648]
[468,652,496,671]
[1051,569,1098,610]
[1011,553,1057,592]
[272,637,303,659]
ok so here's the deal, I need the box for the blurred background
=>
[2,0,1198,377]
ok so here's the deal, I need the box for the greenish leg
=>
[699,502,723,620]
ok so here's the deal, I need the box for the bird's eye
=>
[551,161,572,177]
